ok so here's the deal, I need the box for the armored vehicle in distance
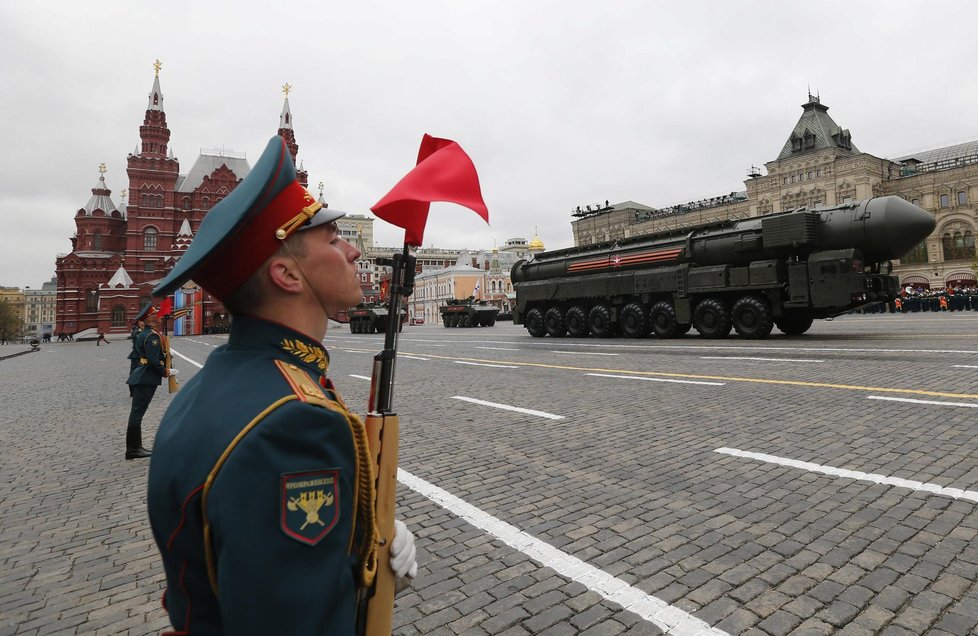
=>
[440,297,500,328]
[348,302,406,334]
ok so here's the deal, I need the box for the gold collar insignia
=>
[281,338,329,374]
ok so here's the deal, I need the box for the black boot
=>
[125,426,152,460]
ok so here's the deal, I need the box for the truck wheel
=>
[565,306,590,337]
[544,307,567,337]
[525,308,546,337]
[693,298,732,338]
[350,319,359,334]
[650,301,679,338]
[588,305,614,337]
[620,303,649,338]
[460,315,471,328]
[775,312,814,336]
[732,296,774,339]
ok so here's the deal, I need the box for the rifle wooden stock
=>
[162,334,179,393]
[363,412,400,636]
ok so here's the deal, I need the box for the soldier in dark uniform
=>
[127,314,148,397]
[146,137,416,634]
[125,305,168,459]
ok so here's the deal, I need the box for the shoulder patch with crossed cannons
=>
[280,470,340,545]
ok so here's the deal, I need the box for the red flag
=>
[371,135,489,246]
[159,297,173,317]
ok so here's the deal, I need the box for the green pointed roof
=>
[776,94,858,160]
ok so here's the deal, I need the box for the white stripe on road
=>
[452,396,564,420]
[169,349,203,368]
[552,351,620,356]
[715,447,978,502]
[349,374,371,381]
[586,373,725,387]
[867,395,978,409]
[399,354,430,361]
[398,468,728,636]
[700,356,823,363]
[453,361,519,369]
[953,365,978,369]
[475,346,520,351]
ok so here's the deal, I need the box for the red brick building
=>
[56,68,309,336]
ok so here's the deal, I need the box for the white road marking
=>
[452,396,563,420]
[867,395,978,409]
[552,351,620,356]
[453,361,519,369]
[398,468,728,635]
[715,447,978,503]
[170,349,203,368]
[953,365,978,369]
[700,356,823,363]
[586,373,725,386]
[399,354,430,361]
[475,346,520,351]
[349,374,371,381]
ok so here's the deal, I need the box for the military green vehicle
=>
[512,196,935,339]
[440,297,500,328]
[347,302,406,334]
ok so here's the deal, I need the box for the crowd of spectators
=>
[863,286,978,313]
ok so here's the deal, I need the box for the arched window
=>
[92,231,102,251]
[183,196,192,210]
[965,231,976,259]
[143,226,158,250]
[86,290,99,313]
[900,240,928,264]
[942,233,954,260]
[111,305,126,327]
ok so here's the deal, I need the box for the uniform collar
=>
[228,315,330,376]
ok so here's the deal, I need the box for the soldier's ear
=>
[267,256,303,295]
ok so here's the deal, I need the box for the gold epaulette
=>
[273,359,330,407]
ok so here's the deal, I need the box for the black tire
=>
[565,306,590,337]
[732,296,774,339]
[525,308,546,337]
[460,314,471,328]
[588,304,615,338]
[776,312,814,336]
[649,301,680,338]
[350,319,360,334]
[693,298,732,338]
[620,302,650,338]
[544,307,567,337]
[445,315,456,328]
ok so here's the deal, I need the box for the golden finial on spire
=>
[282,83,292,98]
[120,188,127,203]
[98,162,107,175]
[153,59,162,76]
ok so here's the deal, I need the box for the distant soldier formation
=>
[863,286,978,313]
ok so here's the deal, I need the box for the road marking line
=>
[349,374,371,381]
[397,468,727,636]
[553,351,620,356]
[953,365,978,369]
[714,448,978,503]
[475,346,520,351]
[454,361,519,369]
[170,349,203,368]
[867,395,978,409]
[700,356,823,363]
[452,396,563,420]
[399,354,430,361]
[587,373,725,386]
[401,352,978,401]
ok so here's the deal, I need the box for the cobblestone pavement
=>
[2,314,978,634]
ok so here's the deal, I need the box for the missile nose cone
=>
[866,196,936,260]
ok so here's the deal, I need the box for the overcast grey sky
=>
[2,0,976,289]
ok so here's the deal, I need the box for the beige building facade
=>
[24,278,58,339]
[571,95,977,290]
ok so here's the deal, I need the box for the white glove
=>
[390,519,417,580]
[168,368,180,377]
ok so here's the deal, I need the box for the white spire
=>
[147,72,164,111]
[105,265,134,288]
[279,97,293,129]
[178,218,193,236]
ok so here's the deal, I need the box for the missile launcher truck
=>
[512,196,935,339]
[440,297,500,327]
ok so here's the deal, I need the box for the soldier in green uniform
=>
[124,304,168,459]
[146,136,416,634]
[127,312,148,397]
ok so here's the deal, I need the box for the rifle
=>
[358,245,416,636]
[162,315,179,394]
